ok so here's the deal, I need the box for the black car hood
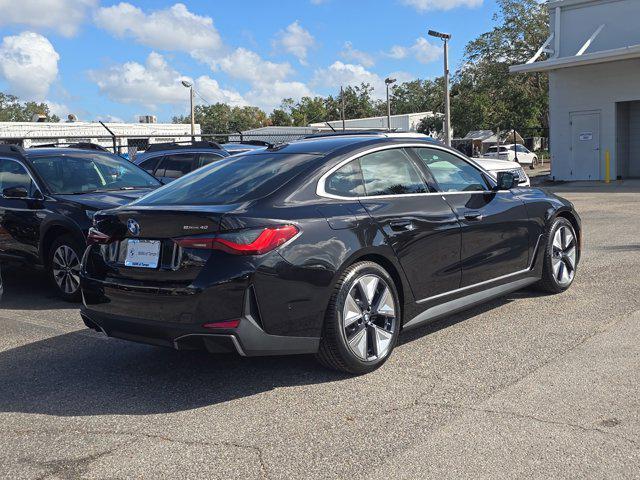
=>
[56,189,154,211]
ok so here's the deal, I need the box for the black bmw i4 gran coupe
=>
[80,134,581,374]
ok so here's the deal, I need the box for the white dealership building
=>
[511,0,640,181]
[0,120,200,155]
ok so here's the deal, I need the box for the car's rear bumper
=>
[80,291,320,357]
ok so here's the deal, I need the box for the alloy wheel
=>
[551,225,577,286]
[52,245,81,294]
[342,274,397,362]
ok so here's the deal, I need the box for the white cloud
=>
[272,21,315,65]
[46,101,70,119]
[219,47,293,84]
[313,61,414,99]
[194,76,247,107]
[94,3,223,59]
[386,37,442,64]
[217,48,312,110]
[95,114,125,123]
[313,61,382,91]
[0,32,59,101]
[401,0,482,12]
[0,0,96,37]
[340,42,375,68]
[89,52,245,109]
[245,81,314,112]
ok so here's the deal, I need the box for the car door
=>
[154,153,197,183]
[350,147,462,301]
[515,145,531,164]
[412,147,531,288]
[0,158,43,263]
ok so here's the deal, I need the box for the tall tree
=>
[173,103,268,134]
[453,0,550,134]
[0,93,60,122]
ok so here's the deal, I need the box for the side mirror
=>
[2,186,29,198]
[495,171,517,191]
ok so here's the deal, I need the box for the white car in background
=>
[485,144,539,169]
[475,157,531,187]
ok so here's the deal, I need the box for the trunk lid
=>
[89,204,245,284]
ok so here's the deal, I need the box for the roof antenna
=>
[325,122,337,132]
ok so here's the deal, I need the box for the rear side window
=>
[359,149,427,196]
[134,153,319,206]
[414,148,488,193]
[139,156,161,174]
[325,160,364,198]
[156,154,195,179]
[0,159,37,196]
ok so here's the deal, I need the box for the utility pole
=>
[385,78,397,131]
[428,30,452,146]
[340,86,346,131]
[181,80,195,140]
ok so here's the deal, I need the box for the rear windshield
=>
[134,152,318,206]
[488,147,508,153]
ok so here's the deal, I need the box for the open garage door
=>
[616,101,640,179]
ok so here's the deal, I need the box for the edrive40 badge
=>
[127,219,140,236]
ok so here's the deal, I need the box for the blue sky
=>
[0,0,499,122]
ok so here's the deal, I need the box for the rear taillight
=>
[203,319,240,329]
[174,225,299,255]
[87,227,113,245]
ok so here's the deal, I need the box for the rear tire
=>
[536,217,578,294]
[316,261,401,375]
[530,157,538,170]
[48,234,84,302]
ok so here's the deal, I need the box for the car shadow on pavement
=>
[399,288,548,346]
[0,285,551,418]
[1,266,73,311]
[0,329,347,417]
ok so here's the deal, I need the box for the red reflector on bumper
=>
[202,319,240,329]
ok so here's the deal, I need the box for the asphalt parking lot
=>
[1,181,639,479]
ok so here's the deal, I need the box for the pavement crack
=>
[23,446,121,480]
[412,403,638,446]
[464,406,639,446]
[4,427,270,480]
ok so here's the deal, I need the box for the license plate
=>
[125,239,161,269]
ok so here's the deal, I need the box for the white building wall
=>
[0,122,200,149]
[310,112,437,132]
[550,0,640,57]
[549,58,640,180]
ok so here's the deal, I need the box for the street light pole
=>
[428,30,452,147]
[385,77,396,131]
[340,86,346,131]
[181,80,195,140]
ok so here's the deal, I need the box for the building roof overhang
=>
[510,44,640,73]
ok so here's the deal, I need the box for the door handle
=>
[464,211,483,222]
[390,219,414,231]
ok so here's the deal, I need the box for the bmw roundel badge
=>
[127,219,140,236]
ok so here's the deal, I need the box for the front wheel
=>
[536,218,578,294]
[49,234,84,302]
[316,261,401,375]
[530,157,538,170]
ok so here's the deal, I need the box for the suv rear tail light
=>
[174,225,299,255]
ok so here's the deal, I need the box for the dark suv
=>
[134,141,231,183]
[0,145,161,301]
